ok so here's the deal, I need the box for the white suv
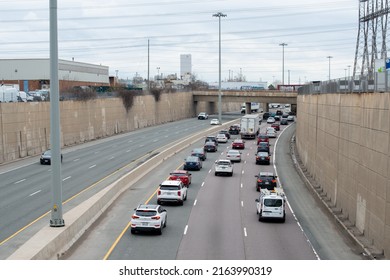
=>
[157,180,187,205]
[214,159,233,176]
[130,204,167,234]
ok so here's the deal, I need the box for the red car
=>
[169,170,192,187]
[271,123,280,131]
[257,134,269,144]
[232,139,245,149]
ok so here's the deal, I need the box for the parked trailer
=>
[0,85,19,102]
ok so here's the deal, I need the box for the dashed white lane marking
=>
[241,201,244,207]
[14,179,26,184]
[109,156,115,160]
[208,169,211,173]
[126,149,131,153]
[73,158,80,162]
[62,176,71,181]
[29,190,41,197]
[242,170,245,175]
[241,183,243,188]
[184,225,189,235]
[89,164,96,169]
[201,182,205,187]
[194,200,197,206]
[244,227,248,237]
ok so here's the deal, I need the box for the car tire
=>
[164,217,167,228]
[131,229,136,234]
[157,227,162,235]
[179,200,184,206]
[258,212,263,222]
[230,172,233,177]
[184,193,187,201]
[157,200,161,205]
[215,172,218,176]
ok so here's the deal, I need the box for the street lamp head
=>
[213,12,227,17]
[279,43,288,47]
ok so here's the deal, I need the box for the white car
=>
[266,127,276,138]
[130,204,167,234]
[287,115,294,122]
[210,118,220,125]
[216,133,228,143]
[157,180,187,205]
[197,112,208,119]
[215,159,233,176]
[226,149,241,162]
[267,117,275,124]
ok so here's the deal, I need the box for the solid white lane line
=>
[241,183,243,188]
[184,225,188,235]
[242,170,245,175]
[244,227,248,237]
[62,176,71,181]
[29,190,41,197]
[108,156,115,160]
[241,201,244,207]
[73,158,80,162]
[201,182,205,187]
[194,200,197,206]
[14,179,26,184]
[89,164,96,169]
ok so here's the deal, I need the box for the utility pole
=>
[213,12,227,124]
[147,39,150,91]
[327,56,333,80]
[279,43,287,85]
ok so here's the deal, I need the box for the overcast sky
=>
[0,0,359,84]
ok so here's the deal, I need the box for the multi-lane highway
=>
[51,113,365,260]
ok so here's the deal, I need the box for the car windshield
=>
[218,161,230,166]
[264,199,283,207]
[228,151,239,155]
[135,210,157,217]
[260,176,274,181]
[258,152,268,156]
[44,150,52,156]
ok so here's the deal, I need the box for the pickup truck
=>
[214,159,233,176]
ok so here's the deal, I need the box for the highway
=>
[56,113,366,260]
[0,116,234,259]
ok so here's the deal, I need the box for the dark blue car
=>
[183,156,202,171]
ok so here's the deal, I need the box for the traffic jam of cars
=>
[130,110,293,234]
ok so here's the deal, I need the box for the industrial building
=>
[0,58,109,92]
[180,54,192,79]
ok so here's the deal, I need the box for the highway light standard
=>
[327,56,333,80]
[279,43,287,85]
[213,12,226,124]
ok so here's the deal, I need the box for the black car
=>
[255,152,270,165]
[255,172,278,191]
[257,143,270,154]
[183,156,202,171]
[40,150,63,165]
[204,141,217,152]
[191,147,207,161]
[205,136,218,146]
[263,112,271,120]
[228,125,240,135]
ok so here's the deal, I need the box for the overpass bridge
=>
[192,90,297,114]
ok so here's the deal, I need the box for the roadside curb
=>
[290,133,378,260]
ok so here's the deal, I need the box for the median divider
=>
[8,119,239,260]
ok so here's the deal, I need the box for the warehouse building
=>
[0,58,109,92]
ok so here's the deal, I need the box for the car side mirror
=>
[215,160,218,164]
[255,199,259,202]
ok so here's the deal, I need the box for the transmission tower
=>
[353,0,389,80]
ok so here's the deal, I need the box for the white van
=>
[255,191,286,222]
[0,85,18,102]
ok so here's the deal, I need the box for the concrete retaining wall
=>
[0,92,240,164]
[296,93,390,259]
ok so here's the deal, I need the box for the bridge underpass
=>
[192,90,297,114]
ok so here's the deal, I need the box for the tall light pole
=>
[157,67,160,80]
[348,65,351,79]
[213,12,226,124]
[327,56,333,80]
[279,43,287,85]
[49,0,64,227]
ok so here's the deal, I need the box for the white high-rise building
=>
[180,54,192,78]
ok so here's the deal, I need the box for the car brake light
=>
[272,180,276,183]
[151,216,161,220]
[258,180,262,183]
[267,157,270,160]
[178,191,181,196]
[158,190,161,195]
[131,215,139,219]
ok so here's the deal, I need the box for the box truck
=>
[0,85,19,102]
[240,114,259,139]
